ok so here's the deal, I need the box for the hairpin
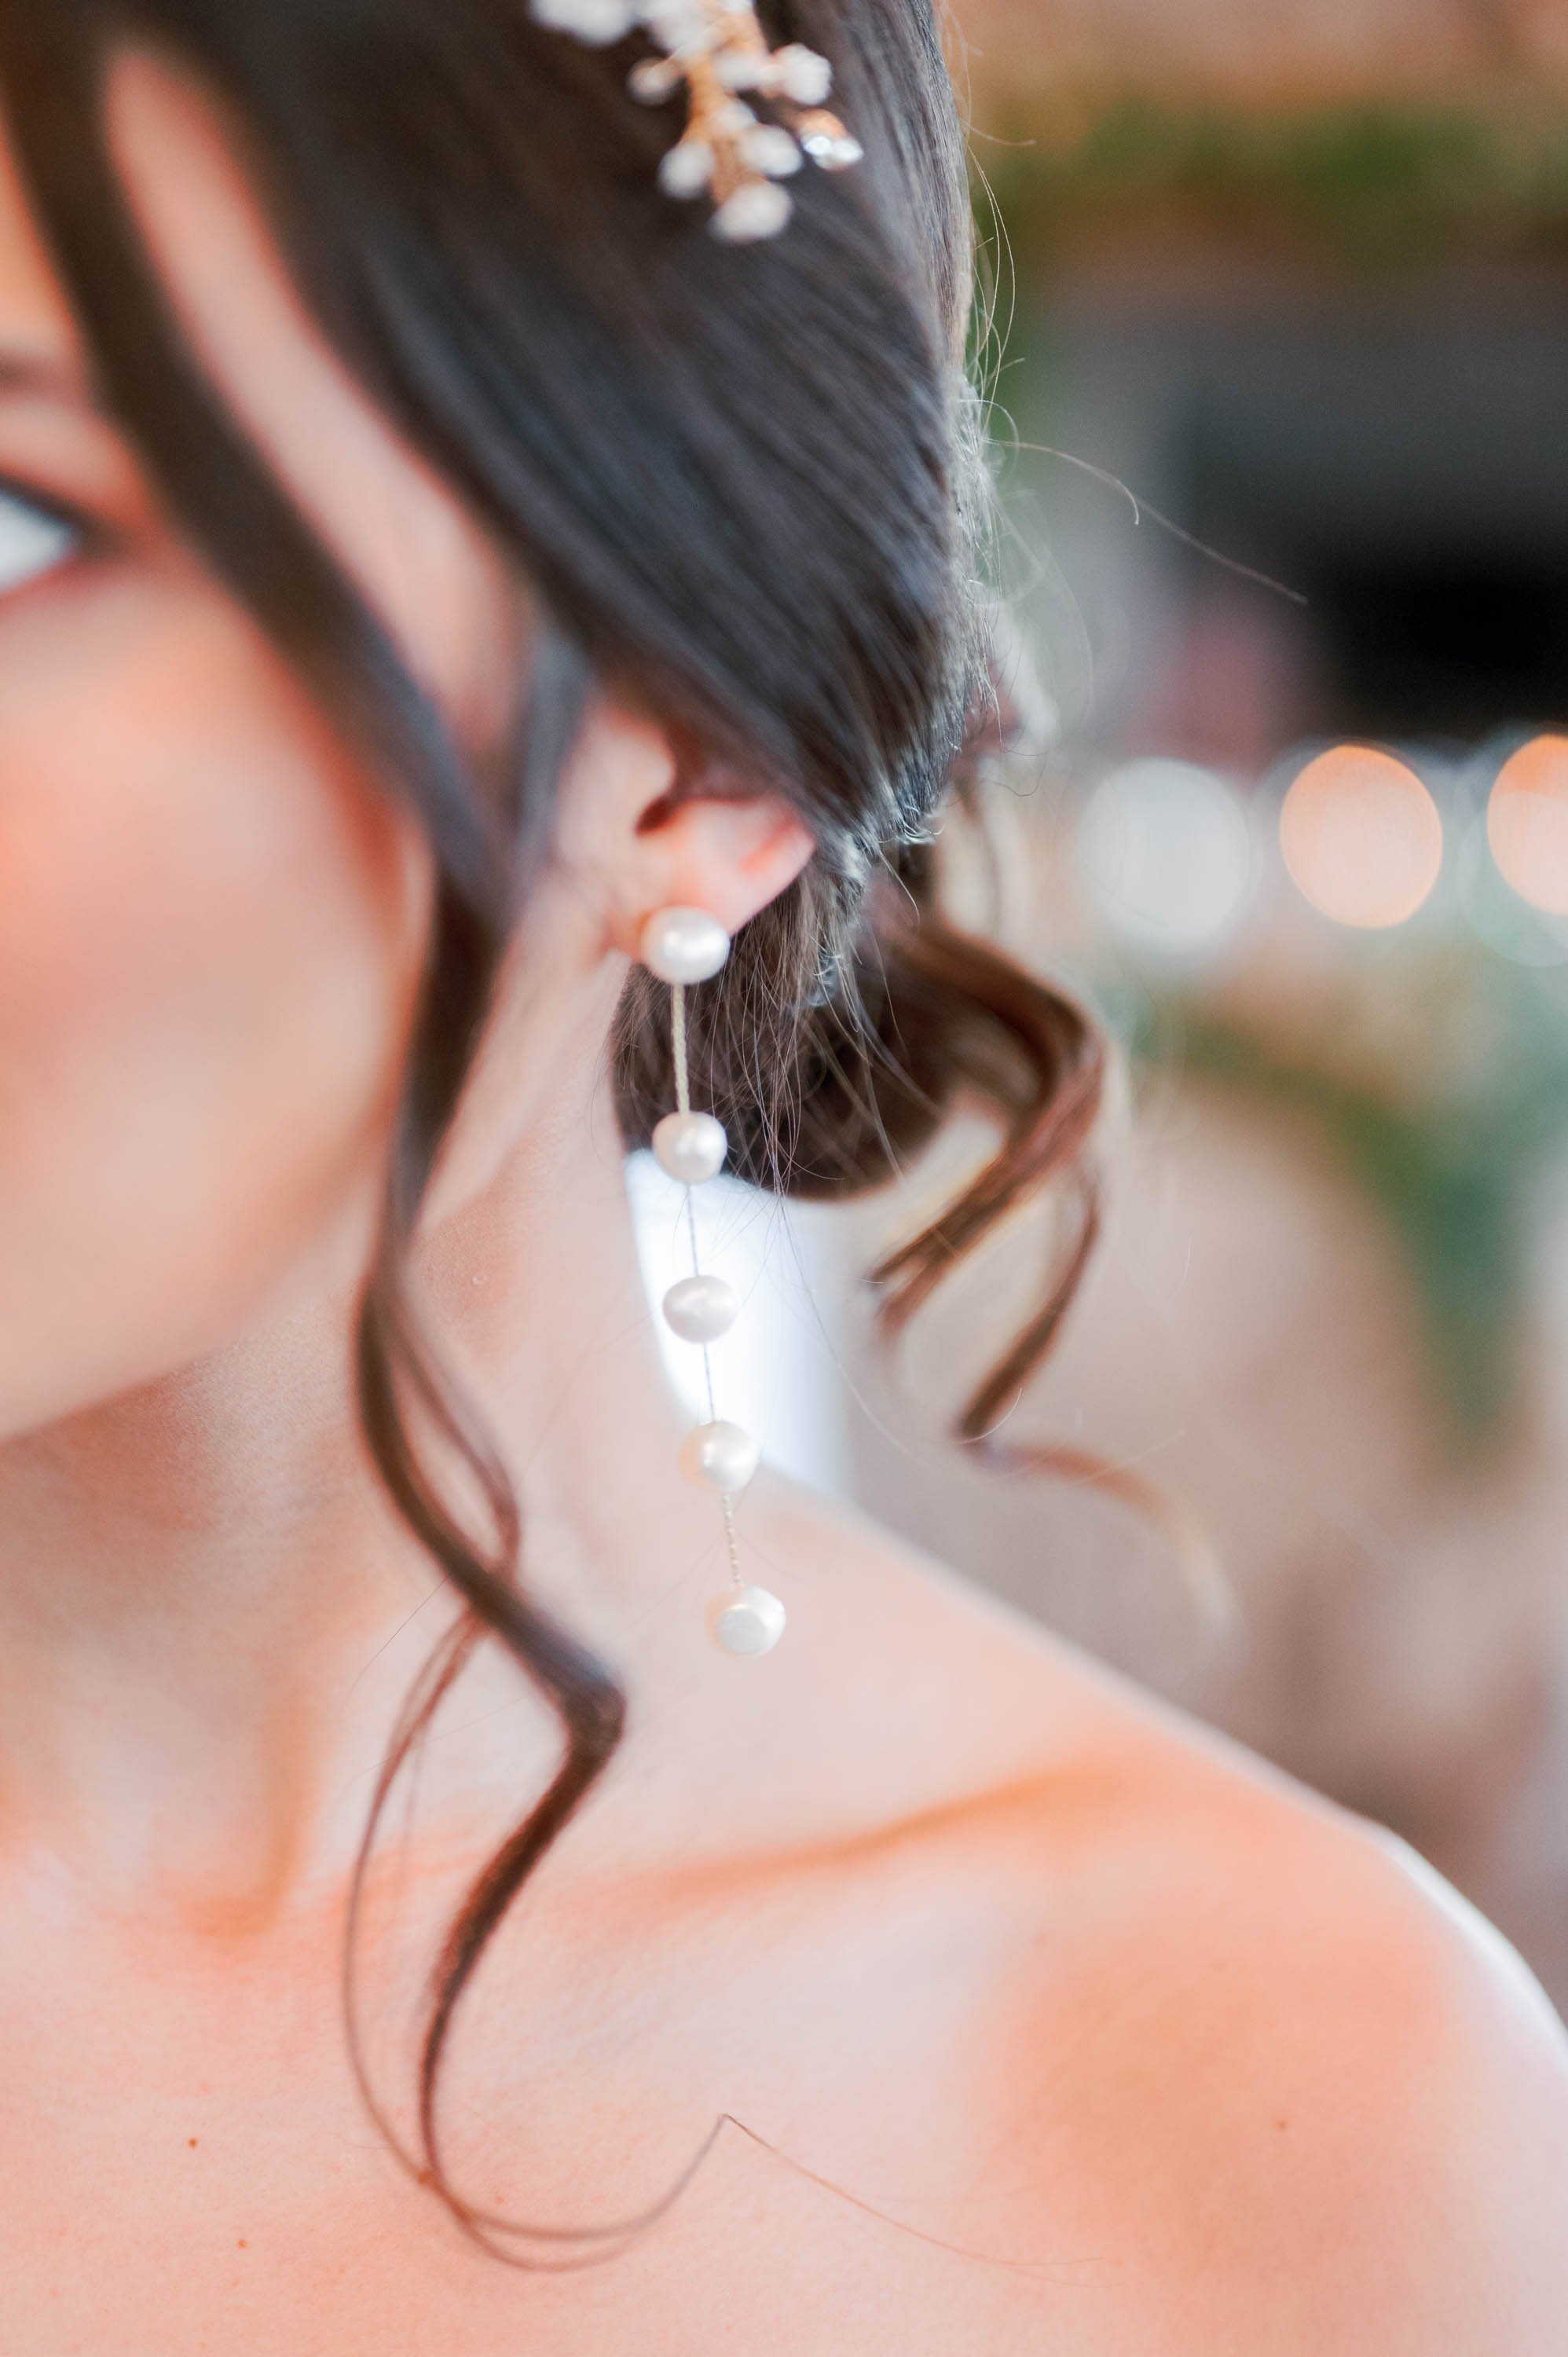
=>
[529,0,863,242]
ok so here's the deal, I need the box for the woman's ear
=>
[555,698,816,956]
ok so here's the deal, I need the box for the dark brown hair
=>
[0,0,1103,2260]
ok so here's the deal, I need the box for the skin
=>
[0,50,1563,2355]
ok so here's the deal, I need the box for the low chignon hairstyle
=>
[0,0,1105,2260]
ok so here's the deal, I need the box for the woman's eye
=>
[0,485,81,598]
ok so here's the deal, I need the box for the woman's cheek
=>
[0,568,432,1431]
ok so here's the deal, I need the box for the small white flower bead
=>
[652,1110,728,1185]
[822,134,864,170]
[743,124,804,178]
[639,0,712,50]
[709,1584,786,1657]
[662,1273,740,1344]
[530,0,636,43]
[773,43,833,104]
[658,139,715,198]
[628,54,682,99]
[800,121,863,170]
[711,181,793,242]
[639,905,731,984]
[680,1419,759,1494]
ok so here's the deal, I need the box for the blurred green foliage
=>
[980,100,1568,260]
[1108,956,1568,1453]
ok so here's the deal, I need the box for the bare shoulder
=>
[999,1759,1568,2350]
[764,1481,1568,2349]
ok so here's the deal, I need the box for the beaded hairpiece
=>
[529,0,863,242]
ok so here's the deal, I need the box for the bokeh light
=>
[1458,813,1568,968]
[1279,746,1444,929]
[1486,735,1568,918]
[1078,758,1254,957]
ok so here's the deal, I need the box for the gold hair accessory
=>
[529,0,863,241]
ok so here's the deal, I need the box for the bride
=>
[0,1,1561,2345]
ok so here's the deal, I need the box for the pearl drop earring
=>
[640,905,787,1659]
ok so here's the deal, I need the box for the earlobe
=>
[647,792,816,939]
[555,696,815,955]
[640,722,815,929]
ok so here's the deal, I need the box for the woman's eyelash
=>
[0,478,88,599]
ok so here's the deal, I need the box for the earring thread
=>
[673,984,744,1596]
[643,907,786,1658]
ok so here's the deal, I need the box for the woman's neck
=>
[0,1069,714,1930]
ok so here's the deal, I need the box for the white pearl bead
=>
[680,1419,758,1494]
[639,906,731,985]
[709,1585,786,1657]
[652,1110,727,1186]
[657,140,714,199]
[640,0,711,49]
[802,126,863,171]
[529,0,636,45]
[662,1274,740,1344]
[743,125,804,179]
[711,181,793,243]
[628,55,681,101]
[773,43,833,104]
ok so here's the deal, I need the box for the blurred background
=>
[640,0,1568,2009]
